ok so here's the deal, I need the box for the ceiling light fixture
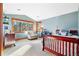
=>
[17,9,21,11]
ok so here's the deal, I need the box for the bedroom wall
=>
[42,11,78,34]
[3,14,36,39]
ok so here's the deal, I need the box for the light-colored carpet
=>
[4,38,54,56]
[23,40,52,56]
[9,45,31,56]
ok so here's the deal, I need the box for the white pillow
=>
[60,32,67,36]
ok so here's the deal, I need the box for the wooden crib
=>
[43,35,79,56]
[4,33,15,48]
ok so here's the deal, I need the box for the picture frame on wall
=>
[13,20,33,32]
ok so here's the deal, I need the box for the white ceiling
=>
[3,3,79,21]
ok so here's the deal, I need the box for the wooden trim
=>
[36,21,42,32]
[11,18,15,32]
[0,3,3,56]
[46,35,79,43]
[36,22,38,32]
[12,18,34,23]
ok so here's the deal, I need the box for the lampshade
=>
[41,25,44,28]
[25,31,28,34]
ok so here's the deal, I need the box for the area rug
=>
[8,45,31,56]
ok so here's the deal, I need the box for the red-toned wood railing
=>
[43,35,79,56]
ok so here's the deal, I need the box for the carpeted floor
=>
[4,38,54,56]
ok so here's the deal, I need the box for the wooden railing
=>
[43,35,79,56]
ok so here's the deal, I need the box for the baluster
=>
[78,44,79,56]
[50,38,52,49]
[67,42,69,56]
[54,40,56,51]
[60,41,61,54]
[46,38,48,47]
[55,39,56,51]
[49,38,51,49]
[51,39,53,50]
[48,38,49,48]
[55,40,56,51]
[74,43,77,56]
[72,43,74,56]
[61,41,63,54]
[56,40,57,52]
[69,42,71,56]
[65,42,67,56]
[56,40,58,52]
[53,39,54,51]
[50,38,52,50]
[49,38,50,49]
[57,40,60,53]
[46,38,48,48]
[76,44,78,56]
[53,40,55,51]
[58,40,60,53]
[62,41,64,55]
[48,38,50,49]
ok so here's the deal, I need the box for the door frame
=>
[0,3,3,56]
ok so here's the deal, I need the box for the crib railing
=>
[43,35,79,56]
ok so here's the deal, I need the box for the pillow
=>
[60,32,67,36]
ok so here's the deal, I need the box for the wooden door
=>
[0,3,3,56]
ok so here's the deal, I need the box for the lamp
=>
[41,25,44,28]
[25,31,28,34]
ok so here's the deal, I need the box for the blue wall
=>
[42,11,78,34]
[15,33,28,38]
